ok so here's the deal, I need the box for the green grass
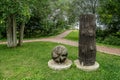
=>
[65,30,120,48]
[96,43,120,48]
[65,30,79,41]
[0,42,120,80]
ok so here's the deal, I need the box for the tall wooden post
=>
[79,14,96,66]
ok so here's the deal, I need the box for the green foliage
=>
[68,0,98,24]
[23,0,71,38]
[116,32,120,38]
[0,0,71,39]
[96,28,110,40]
[98,0,120,32]
[99,35,120,46]
[0,0,32,21]
[96,27,120,46]
[0,24,6,39]
[24,16,65,38]
[0,42,120,80]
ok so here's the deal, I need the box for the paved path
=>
[0,30,120,56]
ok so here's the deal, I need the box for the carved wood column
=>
[79,14,96,66]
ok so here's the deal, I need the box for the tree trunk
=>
[7,14,17,47]
[18,22,25,46]
[79,14,96,66]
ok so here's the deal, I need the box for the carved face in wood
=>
[52,45,68,63]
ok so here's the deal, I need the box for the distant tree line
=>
[69,0,120,46]
[0,0,120,47]
[0,0,71,47]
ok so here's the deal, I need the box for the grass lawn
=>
[0,42,120,80]
[65,30,79,42]
[65,30,120,48]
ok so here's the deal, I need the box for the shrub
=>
[102,35,120,46]
[96,37,103,43]
[96,28,120,46]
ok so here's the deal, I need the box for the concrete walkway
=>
[0,30,120,56]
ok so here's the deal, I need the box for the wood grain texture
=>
[52,45,68,63]
[79,14,96,66]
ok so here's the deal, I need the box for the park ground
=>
[0,30,120,80]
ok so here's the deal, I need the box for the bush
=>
[96,28,120,46]
[24,15,69,38]
[96,37,103,43]
[102,35,120,46]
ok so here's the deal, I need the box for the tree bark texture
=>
[18,22,25,46]
[7,14,17,47]
[79,14,96,66]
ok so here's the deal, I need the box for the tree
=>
[24,0,71,38]
[98,0,120,33]
[0,0,32,47]
[24,0,53,37]
[68,0,99,24]
[17,1,31,46]
[0,0,72,44]
[49,0,70,29]
[0,0,19,47]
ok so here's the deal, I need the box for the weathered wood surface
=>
[79,14,96,66]
[52,45,68,63]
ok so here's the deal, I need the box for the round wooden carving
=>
[52,45,68,63]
